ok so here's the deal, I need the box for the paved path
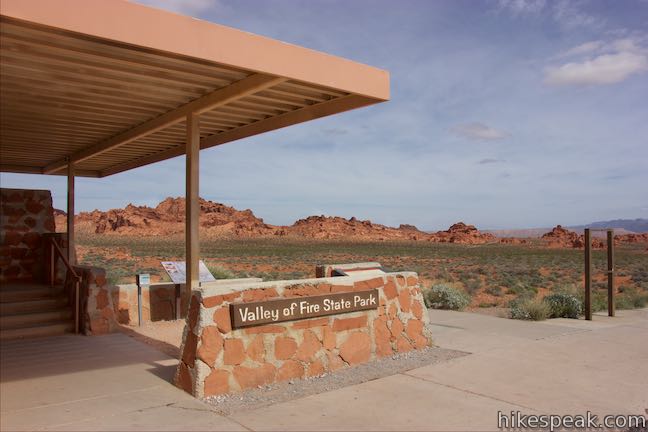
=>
[0,334,246,431]
[1,309,646,431]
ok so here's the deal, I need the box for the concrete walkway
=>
[1,309,646,431]
[0,334,246,431]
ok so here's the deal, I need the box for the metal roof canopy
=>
[0,0,389,178]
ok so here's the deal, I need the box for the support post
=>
[584,228,592,321]
[607,229,615,317]
[185,112,200,315]
[67,160,75,266]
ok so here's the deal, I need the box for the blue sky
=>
[2,0,647,230]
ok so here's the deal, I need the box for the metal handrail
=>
[48,237,81,334]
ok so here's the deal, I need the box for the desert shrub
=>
[510,298,550,321]
[464,278,482,295]
[485,285,503,296]
[207,264,235,279]
[588,290,608,312]
[544,293,582,318]
[616,286,648,309]
[424,283,470,310]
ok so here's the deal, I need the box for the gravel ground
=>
[204,346,468,415]
[118,317,468,416]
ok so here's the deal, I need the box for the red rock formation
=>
[55,197,494,244]
[541,225,604,249]
[615,233,648,244]
[428,222,495,245]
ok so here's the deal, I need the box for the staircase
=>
[0,283,74,340]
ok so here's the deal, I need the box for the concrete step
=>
[0,297,69,315]
[0,285,64,303]
[0,309,73,330]
[0,322,74,340]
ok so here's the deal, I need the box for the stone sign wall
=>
[0,188,56,284]
[175,271,432,398]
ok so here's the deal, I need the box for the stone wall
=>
[79,275,265,334]
[175,272,431,398]
[0,188,56,283]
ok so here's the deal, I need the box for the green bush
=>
[616,286,648,309]
[207,264,236,279]
[544,293,582,318]
[424,283,470,310]
[510,298,550,321]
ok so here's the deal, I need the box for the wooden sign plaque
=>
[230,289,379,329]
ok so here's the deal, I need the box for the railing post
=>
[607,229,615,317]
[74,278,80,334]
[584,228,592,321]
[50,239,55,288]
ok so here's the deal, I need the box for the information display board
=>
[160,260,216,284]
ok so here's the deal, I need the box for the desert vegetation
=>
[76,235,648,319]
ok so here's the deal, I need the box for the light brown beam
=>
[100,94,375,177]
[0,163,101,177]
[66,160,75,265]
[43,74,285,174]
[185,112,200,297]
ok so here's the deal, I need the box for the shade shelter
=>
[0,0,389,297]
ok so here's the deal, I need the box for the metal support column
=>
[67,159,75,266]
[584,228,592,321]
[607,229,615,317]
[185,112,200,317]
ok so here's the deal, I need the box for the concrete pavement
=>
[1,309,646,431]
[230,309,647,430]
[0,334,246,431]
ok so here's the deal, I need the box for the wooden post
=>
[607,229,615,317]
[67,160,75,266]
[584,228,592,321]
[185,112,200,314]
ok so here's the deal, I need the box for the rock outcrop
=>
[428,222,495,245]
[541,225,604,249]
[55,197,496,244]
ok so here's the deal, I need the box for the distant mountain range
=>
[487,219,648,238]
[570,219,648,233]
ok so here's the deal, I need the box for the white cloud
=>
[133,0,215,16]
[557,41,604,58]
[478,158,505,164]
[451,123,510,141]
[545,36,648,86]
[551,0,603,29]
[497,0,546,16]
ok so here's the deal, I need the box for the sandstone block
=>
[332,316,367,332]
[182,331,198,365]
[322,326,336,350]
[277,360,304,381]
[233,363,276,390]
[176,362,193,394]
[398,289,411,313]
[242,287,279,303]
[197,326,223,366]
[204,369,229,396]
[295,329,322,362]
[214,307,232,333]
[339,332,371,365]
[292,317,328,329]
[274,336,298,360]
[246,335,265,363]
[383,279,398,300]
[223,339,245,365]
